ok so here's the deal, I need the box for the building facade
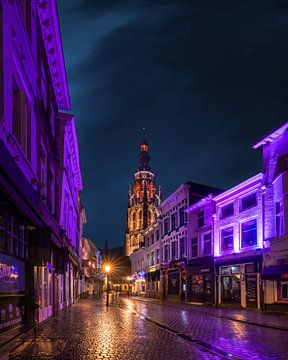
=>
[128,123,288,312]
[125,138,160,256]
[214,174,264,309]
[254,123,288,311]
[0,0,82,334]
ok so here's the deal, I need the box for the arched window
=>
[138,209,143,228]
[132,212,136,229]
[148,209,154,224]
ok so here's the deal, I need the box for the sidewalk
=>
[131,296,288,331]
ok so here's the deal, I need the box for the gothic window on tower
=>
[132,212,136,229]
[138,209,143,228]
[134,182,141,200]
[148,209,153,224]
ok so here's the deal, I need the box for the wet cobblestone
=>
[119,297,288,360]
[9,298,222,360]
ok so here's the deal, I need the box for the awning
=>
[262,265,288,280]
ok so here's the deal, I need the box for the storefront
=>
[0,252,26,332]
[145,269,160,298]
[262,264,288,312]
[187,257,214,304]
[165,260,187,302]
[216,256,262,309]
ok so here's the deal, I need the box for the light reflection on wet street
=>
[9,297,288,360]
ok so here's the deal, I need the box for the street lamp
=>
[104,264,111,306]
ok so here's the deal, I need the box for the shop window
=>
[198,210,205,228]
[241,219,257,248]
[221,267,230,275]
[221,227,234,253]
[221,203,234,219]
[278,282,288,301]
[245,263,256,273]
[191,237,198,258]
[231,266,240,274]
[191,274,203,294]
[276,201,284,237]
[164,218,169,235]
[171,241,177,260]
[179,207,185,226]
[0,207,5,251]
[241,193,257,211]
[203,232,212,255]
[179,237,186,258]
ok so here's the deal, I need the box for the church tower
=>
[125,136,161,256]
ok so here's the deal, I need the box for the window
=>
[48,166,56,215]
[221,227,234,252]
[164,244,169,262]
[151,251,154,266]
[164,218,169,235]
[171,241,177,260]
[203,232,212,255]
[276,201,284,237]
[40,144,47,202]
[147,254,150,267]
[0,207,5,251]
[132,212,136,230]
[150,233,154,245]
[179,207,185,226]
[221,203,234,219]
[145,236,149,247]
[198,210,205,228]
[179,237,186,258]
[241,219,257,248]
[156,230,160,241]
[191,238,198,258]
[241,193,257,211]
[12,85,31,161]
[156,248,160,264]
[138,210,143,228]
[171,213,177,230]
[278,281,288,302]
[18,0,32,40]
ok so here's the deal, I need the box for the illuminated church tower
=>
[125,136,161,256]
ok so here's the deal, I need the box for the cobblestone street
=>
[7,297,288,360]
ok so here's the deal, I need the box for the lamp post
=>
[104,264,111,306]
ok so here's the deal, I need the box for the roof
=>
[252,122,288,150]
[38,0,70,110]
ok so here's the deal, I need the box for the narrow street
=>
[9,297,288,360]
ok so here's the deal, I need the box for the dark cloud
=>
[57,0,288,248]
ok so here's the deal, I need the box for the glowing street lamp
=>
[104,264,111,306]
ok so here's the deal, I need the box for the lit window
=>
[221,203,234,219]
[278,281,288,302]
[241,219,257,248]
[241,193,257,211]
[221,227,234,253]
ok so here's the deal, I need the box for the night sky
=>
[57,0,288,249]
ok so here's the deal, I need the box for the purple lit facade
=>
[0,0,83,333]
[129,123,288,311]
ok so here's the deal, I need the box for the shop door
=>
[203,273,213,303]
[245,273,258,308]
[221,276,241,304]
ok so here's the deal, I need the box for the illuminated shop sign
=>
[0,253,25,292]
